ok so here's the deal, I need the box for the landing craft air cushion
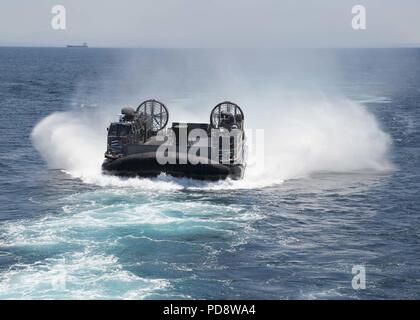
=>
[102,99,246,180]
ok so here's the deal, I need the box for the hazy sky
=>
[0,0,419,47]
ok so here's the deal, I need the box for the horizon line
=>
[1,44,420,50]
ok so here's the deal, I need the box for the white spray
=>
[31,91,393,190]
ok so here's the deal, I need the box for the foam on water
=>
[0,187,259,299]
[0,249,169,299]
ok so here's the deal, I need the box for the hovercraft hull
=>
[102,153,245,180]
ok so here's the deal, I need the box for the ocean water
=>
[0,47,419,299]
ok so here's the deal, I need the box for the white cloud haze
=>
[0,0,419,47]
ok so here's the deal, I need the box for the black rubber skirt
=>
[102,153,245,180]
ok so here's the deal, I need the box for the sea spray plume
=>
[242,94,393,183]
[30,110,184,190]
[31,111,105,177]
[30,48,393,188]
[31,93,393,190]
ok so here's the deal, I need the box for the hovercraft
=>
[102,99,246,180]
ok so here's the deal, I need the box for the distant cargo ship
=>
[66,42,88,48]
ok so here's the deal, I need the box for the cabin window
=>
[109,124,130,136]
[109,124,118,136]
[119,125,131,136]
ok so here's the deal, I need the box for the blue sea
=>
[0,47,419,299]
